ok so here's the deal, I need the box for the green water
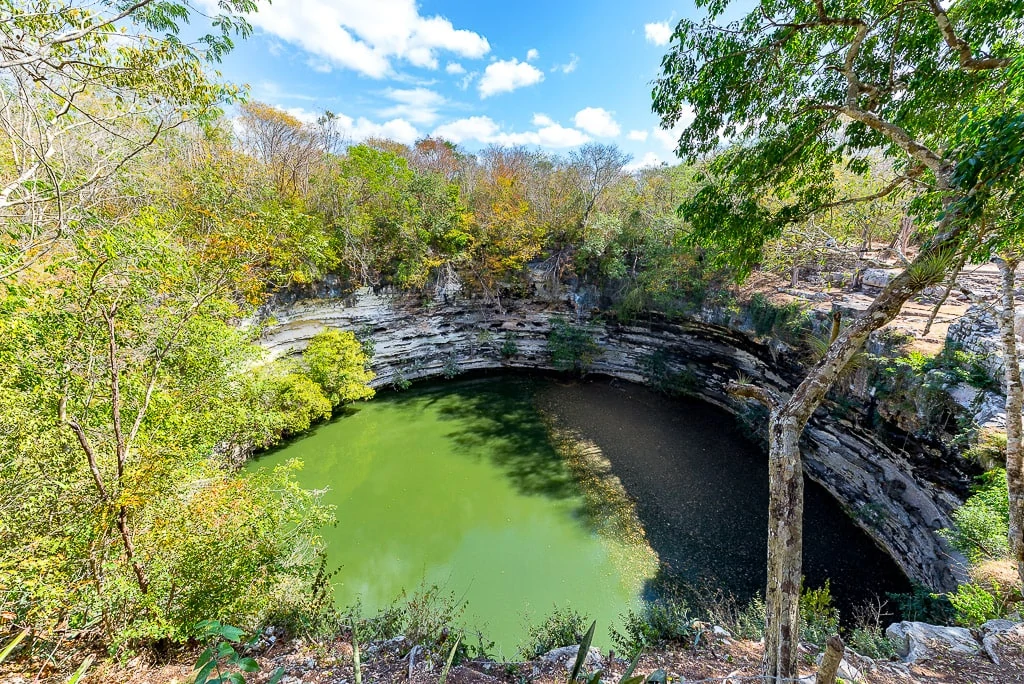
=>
[249,377,658,657]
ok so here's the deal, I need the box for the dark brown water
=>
[536,377,912,618]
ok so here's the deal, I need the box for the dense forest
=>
[1,1,1023,683]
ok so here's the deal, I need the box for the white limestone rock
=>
[885,621,980,663]
[540,645,603,671]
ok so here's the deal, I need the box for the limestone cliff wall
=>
[258,287,968,591]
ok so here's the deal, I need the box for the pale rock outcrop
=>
[885,621,980,663]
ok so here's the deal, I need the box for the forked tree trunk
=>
[995,256,1024,584]
[732,214,965,681]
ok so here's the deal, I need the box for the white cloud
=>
[644,21,672,46]
[624,152,667,172]
[573,107,621,137]
[379,87,446,124]
[627,129,648,142]
[445,62,466,74]
[340,115,420,145]
[478,57,544,98]
[432,114,590,148]
[200,0,490,78]
[526,48,539,61]
[552,54,579,74]
[276,106,421,145]
[458,71,477,90]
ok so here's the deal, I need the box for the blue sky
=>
[201,0,706,169]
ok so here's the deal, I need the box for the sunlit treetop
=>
[652,0,1024,276]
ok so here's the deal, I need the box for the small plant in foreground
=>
[569,620,666,684]
[192,621,283,684]
[799,581,839,648]
[520,606,590,659]
[843,598,898,659]
[610,596,693,655]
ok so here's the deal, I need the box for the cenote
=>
[249,374,910,656]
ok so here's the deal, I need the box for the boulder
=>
[885,621,980,663]
[540,645,603,671]
[862,268,900,289]
[980,619,1023,665]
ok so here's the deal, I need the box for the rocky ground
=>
[6,620,1020,684]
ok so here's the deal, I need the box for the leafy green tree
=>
[302,330,376,407]
[548,318,602,375]
[0,0,259,278]
[0,196,340,648]
[653,1,1022,678]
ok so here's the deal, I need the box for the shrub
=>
[302,329,376,406]
[748,293,811,343]
[888,583,954,624]
[442,352,462,379]
[847,626,898,660]
[640,350,696,396]
[610,596,694,654]
[499,333,519,359]
[547,318,601,374]
[703,593,766,641]
[846,599,898,659]
[341,584,491,661]
[799,581,840,648]
[964,429,1007,467]
[519,606,590,659]
[940,469,1009,563]
[947,582,1003,627]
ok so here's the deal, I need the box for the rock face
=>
[885,621,981,663]
[258,285,969,591]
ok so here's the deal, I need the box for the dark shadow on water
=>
[534,376,913,621]
[391,377,584,503]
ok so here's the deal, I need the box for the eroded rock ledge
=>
[258,285,970,591]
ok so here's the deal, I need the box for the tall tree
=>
[0,0,258,279]
[653,1,1022,679]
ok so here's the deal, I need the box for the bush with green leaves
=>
[798,581,840,648]
[946,582,1005,627]
[964,429,1008,467]
[887,583,954,625]
[548,318,602,374]
[747,294,812,344]
[500,333,520,359]
[520,606,591,659]
[640,350,696,396]
[940,469,1009,563]
[846,625,897,660]
[610,595,694,655]
[192,621,283,684]
[342,584,492,662]
[302,329,376,406]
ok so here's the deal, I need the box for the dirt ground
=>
[6,625,1022,684]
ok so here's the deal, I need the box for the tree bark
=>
[995,257,1024,585]
[815,635,845,684]
[763,412,805,679]
[741,212,966,681]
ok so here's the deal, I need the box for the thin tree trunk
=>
[731,208,967,681]
[995,256,1024,584]
[764,412,805,679]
